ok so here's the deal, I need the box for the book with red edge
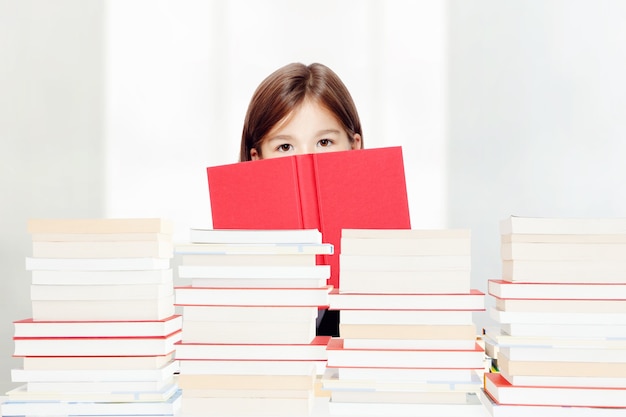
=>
[328,289,485,311]
[325,338,485,369]
[484,372,626,408]
[207,146,411,289]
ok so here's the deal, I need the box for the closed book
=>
[189,277,328,288]
[500,216,626,235]
[31,232,170,242]
[494,296,626,313]
[329,289,485,311]
[207,146,411,289]
[180,253,317,266]
[174,242,333,255]
[328,392,486,417]
[178,359,317,376]
[5,382,178,403]
[338,323,477,340]
[31,295,176,321]
[499,345,626,363]
[326,338,484,369]
[21,353,174,371]
[501,322,626,338]
[26,256,171,271]
[341,338,477,350]
[181,395,313,417]
[189,228,322,244]
[501,241,626,261]
[338,269,471,294]
[484,372,626,407]
[13,315,182,338]
[333,366,481,383]
[502,259,626,283]
[490,307,626,325]
[30,282,173,300]
[340,309,474,325]
[177,372,315,390]
[181,319,316,344]
[13,330,182,357]
[478,388,626,417]
[32,240,174,259]
[27,218,174,234]
[180,305,318,322]
[0,388,181,416]
[178,264,330,279]
[25,377,175,393]
[488,279,626,300]
[484,327,626,349]
[174,285,331,307]
[12,359,179,382]
[30,268,173,285]
[175,336,330,361]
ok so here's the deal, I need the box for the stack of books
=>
[323,229,488,417]
[173,228,334,417]
[482,216,626,416]
[1,218,182,417]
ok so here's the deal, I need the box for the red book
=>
[207,147,411,288]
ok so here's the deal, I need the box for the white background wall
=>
[2,0,626,390]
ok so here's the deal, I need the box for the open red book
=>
[207,147,411,288]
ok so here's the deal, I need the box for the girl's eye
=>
[277,144,293,152]
[318,139,333,147]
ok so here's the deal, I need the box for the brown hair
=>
[239,62,363,161]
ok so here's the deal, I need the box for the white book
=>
[175,242,333,255]
[31,295,176,321]
[500,216,626,235]
[174,286,331,307]
[12,360,179,382]
[25,257,170,271]
[181,319,316,344]
[328,393,486,417]
[329,290,485,311]
[180,253,316,266]
[478,388,626,417]
[499,345,626,363]
[31,232,171,242]
[340,309,474,325]
[13,330,182,357]
[0,388,181,416]
[6,382,178,403]
[501,241,626,261]
[488,279,626,299]
[181,395,313,417]
[175,336,329,361]
[30,282,174,300]
[502,322,626,338]
[494,297,626,313]
[502,259,626,283]
[31,269,173,285]
[189,228,322,243]
[339,270,471,294]
[490,307,626,325]
[178,359,317,376]
[342,229,470,239]
[178,264,330,279]
[342,338,477,350]
[180,305,318,322]
[32,240,174,259]
[340,254,471,271]
[27,218,174,234]
[327,339,484,369]
[485,372,626,407]
[21,353,174,370]
[484,327,626,349]
[335,367,481,383]
[502,233,626,243]
[189,277,328,288]
[13,314,182,338]
[26,377,175,392]
[340,237,470,256]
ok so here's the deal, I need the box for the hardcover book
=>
[207,147,411,288]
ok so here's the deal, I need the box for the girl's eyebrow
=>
[316,129,341,136]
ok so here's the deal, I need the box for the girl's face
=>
[250,98,361,160]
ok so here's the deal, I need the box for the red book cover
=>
[207,147,411,288]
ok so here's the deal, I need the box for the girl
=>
[239,62,364,336]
